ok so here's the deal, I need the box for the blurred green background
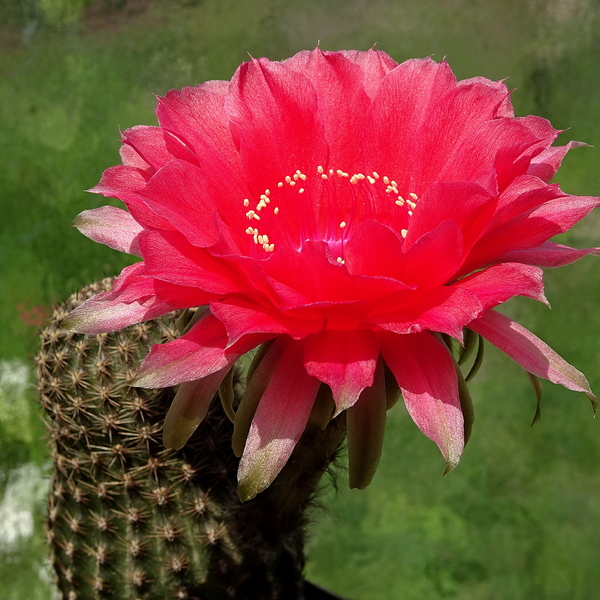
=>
[1,0,599,598]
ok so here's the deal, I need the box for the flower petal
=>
[380,331,464,472]
[133,313,248,388]
[237,337,321,501]
[60,263,176,334]
[73,206,143,256]
[453,263,547,309]
[493,241,600,268]
[304,329,380,414]
[468,309,597,407]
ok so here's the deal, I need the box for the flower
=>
[62,49,599,501]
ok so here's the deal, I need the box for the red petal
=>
[237,337,321,501]
[140,160,220,248]
[210,298,323,346]
[226,57,328,201]
[283,49,373,167]
[303,329,380,414]
[73,206,143,256]
[380,331,464,471]
[468,309,596,405]
[138,229,244,294]
[370,287,483,340]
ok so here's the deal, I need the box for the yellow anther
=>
[367,176,376,184]
[298,188,305,194]
[395,199,404,206]
[329,169,334,175]
[336,170,349,178]
[290,180,296,187]
[391,180,398,188]
[372,172,380,179]
[278,182,284,188]
[407,210,413,217]
[243,199,250,207]
[336,257,345,264]
[409,192,419,201]
[406,199,417,210]
[285,176,292,183]
[317,165,324,174]
[267,243,275,252]
[265,189,271,196]
[350,175,359,184]
[246,210,256,219]
[321,174,328,179]
[293,173,299,181]
[383,176,390,185]
[245,227,254,235]
[274,207,280,215]
[340,221,347,228]
[400,229,408,238]
[300,173,307,181]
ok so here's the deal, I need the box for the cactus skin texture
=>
[37,280,345,600]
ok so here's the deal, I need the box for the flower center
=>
[242,166,420,261]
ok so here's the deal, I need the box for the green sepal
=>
[308,384,335,430]
[527,371,543,427]
[218,367,236,423]
[465,334,485,382]
[454,357,475,444]
[347,360,387,490]
[459,327,479,366]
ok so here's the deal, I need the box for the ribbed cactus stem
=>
[38,279,344,600]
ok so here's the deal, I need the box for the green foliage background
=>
[0,1,599,598]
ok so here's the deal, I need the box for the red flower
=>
[63,49,599,500]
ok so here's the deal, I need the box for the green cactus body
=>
[37,280,344,600]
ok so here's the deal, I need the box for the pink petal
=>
[226,56,328,202]
[133,313,245,388]
[467,194,600,268]
[493,241,600,268]
[370,287,483,340]
[163,369,229,450]
[468,309,596,405]
[140,160,220,248]
[237,337,321,501]
[282,48,373,167]
[73,206,143,256]
[453,263,547,309]
[346,358,387,489]
[401,220,464,287]
[527,140,587,182]
[88,165,175,232]
[209,297,323,346]
[138,229,245,294]
[303,329,380,414]
[380,331,464,471]
[60,263,177,334]
[405,181,495,250]
[120,125,194,171]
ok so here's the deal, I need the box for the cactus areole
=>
[62,49,599,501]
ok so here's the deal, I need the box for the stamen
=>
[400,229,408,238]
[336,257,345,264]
[243,199,250,207]
[339,221,347,228]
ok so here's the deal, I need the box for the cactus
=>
[37,279,345,600]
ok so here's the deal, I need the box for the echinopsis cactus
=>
[37,280,344,600]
